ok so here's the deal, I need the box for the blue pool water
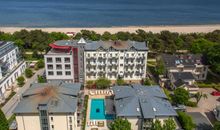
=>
[90,99,114,120]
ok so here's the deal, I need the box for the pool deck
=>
[85,95,114,130]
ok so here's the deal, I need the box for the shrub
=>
[177,111,196,130]
[86,80,95,89]
[95,78,111,89]
[35,60,44,70]
[17,76,25,87]
[172,88,190,105]
[0,109,9,130]
[116,78,125,85]
[37,75,46,83]
[109,118,131,130]
[25,68,33,78]
[185,101,197,107]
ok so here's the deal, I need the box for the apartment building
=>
[44,38,148,83]
[44,39,85,83]
[0,41,26,101]
[13,81,82,130]
[112,84,177,130]
[84,41,148,82]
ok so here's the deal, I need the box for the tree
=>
[178,111,195,130]
[156,59,165,75]
[101,31,112,41]
[163,118,176,130]
[151,119,163,130]
[213,121,220,130]
[86,80,94,89]
[25,68,33,78]
[194,92,207,104]
[190,38,215,54]
[37,75,46,83]
[172,88,189,105]
[207,44,220,74]
[17,76,25,87]
[0,109,9,130]
[109,118,131,130]
[116,78,125,85]
[95,78,111,89]
[35,60,45,70]
[143,78,151,85]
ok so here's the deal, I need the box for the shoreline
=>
[1,24,220,34]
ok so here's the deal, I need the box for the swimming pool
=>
[90,99,114,120]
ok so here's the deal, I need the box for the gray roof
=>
[161,54,205,68]
[52,39,148,51]
[13,81,81,114]
[173,79,186,88]
[187,112,212,130]
[112,84,177,118]
[85,40,148,51]
[171,72,195,81]
[0,41,16,58]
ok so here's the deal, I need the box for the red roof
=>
[49,43,71,50]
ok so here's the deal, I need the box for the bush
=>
[37,75,46,83]
[109,118,131,130]
[25,68,33,78]
[35,60,44,70]
[82,95,89,130]
[213,121,220,130]
[95,78,111,89]
[86,80,95,89]
[185,101,197,107]
[172,88,190,105]
[177,111,195,130]
[116,78,125,85]
[17,76,25,87]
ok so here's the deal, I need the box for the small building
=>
[13,81,82,130]
[112,84,177,130]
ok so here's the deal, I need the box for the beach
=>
[1,25,220,34]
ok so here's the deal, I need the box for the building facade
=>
[112,84,177,130]
[44,39,148,83]
[0,41,26,101]
[13,81,82,130]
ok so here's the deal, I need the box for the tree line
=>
[0,29,220,73]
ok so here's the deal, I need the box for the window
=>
[57,71,62,75]
[120,57,123,59]
[47,65,53,69]
[87,54,90,57]
[48,71,54,75]
[64,58,70,63]
[51,117,53,122]
[65,64,71,69]
[70,125,72,130]
[120,64,123,66]
[47,58,52,63]
[66,71,71,75]
[51,125,54,129]
[55,58,61,63]
[69,117,72,123]
[56,64,62,69]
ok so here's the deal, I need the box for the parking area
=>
[186,88,220,124]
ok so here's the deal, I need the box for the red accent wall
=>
[72,47,79,82]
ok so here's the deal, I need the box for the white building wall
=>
[126,117,141,130]
[44,54,74,82]
[16,113,78,130]
[84,50,148,82]
[16,115,41,130]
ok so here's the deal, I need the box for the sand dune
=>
[0,24,220,34]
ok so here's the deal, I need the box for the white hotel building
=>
[0,41,26,101]
[44,38,148,83]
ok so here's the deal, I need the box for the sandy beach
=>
[0,24,220,34]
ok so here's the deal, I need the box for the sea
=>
[0,0,220,27]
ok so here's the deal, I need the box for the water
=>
[0,0,220,27]
[90,99,114,120]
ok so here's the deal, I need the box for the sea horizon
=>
[0,0,220,27]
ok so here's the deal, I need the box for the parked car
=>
[211,91,220,96]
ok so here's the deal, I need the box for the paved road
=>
[186,88,219,124]
[1,69,44,119]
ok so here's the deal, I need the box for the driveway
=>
[186,88,219,124]
[1,69,44,119]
